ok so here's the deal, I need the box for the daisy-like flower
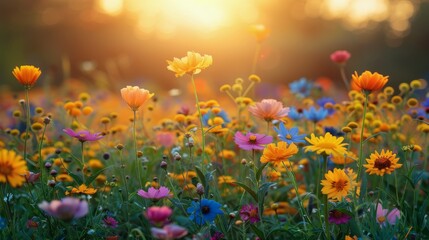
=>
[303,106,329,123]
[38,197,88,221]
[321,168,356,201]
[330,50,351,64]
[376,203,400,227]
[120,86,154,111]
[328,209,352,224]
[351,71,389,92]
[66,184,97,195]
[289,78,314,98]
[167,51,213,77]
[330,151,357,165]
[187,199,223,225]
[274,122,306,144]
[234,131,273,151]
[151,224,188,240]
[12,65,42,88]
[63,128,104,143]
[137,186,170,201]
[240,203,260,223]
[260,142,298,164]
[0,149,28,188]
[363,149,402,176]
[304,132,348,157]
[287,107,303,121]
[248,99,290,122]
[145,206,173,226]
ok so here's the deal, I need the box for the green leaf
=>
[250,224,265,240]
[85,166,112,186]
[67,171,83,185]
[195,166,207,188]
[258,182,276,221]
[256,162,269,182]
[234,182,257,202]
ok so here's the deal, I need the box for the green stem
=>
[339,65,350,90]
[190,75,206,167]
[119,150,130,225]
[23,87,31,160]
[133,110,143,189]
[356,91,369,184]
[80,142,86,183]
[322,154,330,240]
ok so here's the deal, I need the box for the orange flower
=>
[12,65,42,88]
[351,71,388,92]
[167,51,212,77]
[260,142,298,164]
[248,99,290,122]
[120,86,154,111]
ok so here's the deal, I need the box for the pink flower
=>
[24,171,41,184]
[234,131,272,151]
[63,128,104,143]
[330,50,351,64]
[376,203,400,227]
[248,99,290,122]
[328,209,352,225]
[151,224,188,240]
[38,197,88,221]
[240,203,260,223]
[156,131,176,148]
[138,186,170,201]
[145,206,173,226]
[103,216,118,228]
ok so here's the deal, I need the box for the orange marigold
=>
[12,65,42,88]
[351,71,388,92]
[260,142,298,164]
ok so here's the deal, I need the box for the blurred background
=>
[1,0,429,95]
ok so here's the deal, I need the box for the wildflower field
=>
[1,39,429,240]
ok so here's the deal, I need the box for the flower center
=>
[201,206,210,214]
[374,157,391,170]
[248,135,257,143]
[377,216,386,223]
[332,179,348,191]
[0,163,13,175]
[249,209,258,218]
[285,134,292,140]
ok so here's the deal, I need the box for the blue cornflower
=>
[317,97,336,116]
[0,217,6,230]
[187,199,223,225]
[288,107,303,121]
[289,78,314,98]
[324,127,344,137]
[274,122,306,144]
[202,110,230,127]
[303,106,329,122]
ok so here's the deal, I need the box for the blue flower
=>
[187,199,223,225]
[289,78,314,98]
[202,110,230,127]
[288,107,303,121]
[316,97,336,116]
[324,127,344,137]
[274,122,306,144]
[0,217,6,230]
[303,106,328,122]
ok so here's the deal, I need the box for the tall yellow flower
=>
[351,71,388,92]
[304,132,348,157]
[167,51,212,77]
[321,168,356,201]
[260,142,298,164]
[12,65,42,88]
[120,86,154,111]
[363,149,402,176]
[0,149,28,187]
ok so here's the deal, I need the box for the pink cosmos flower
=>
[38,197,88,221]
[248,99,290,122]
[138,186,170,201]
[151,224,188,240]
[376,203,400,227]
[234,131,272,151]
[330,50,351,64]
[63,128,104,143]
[240,203,260,223]
[145,206,173,226]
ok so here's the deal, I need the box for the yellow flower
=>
[351,71,388,92]
[88,159,104,169]
[218,175,236,186]
[0,149,28,187]
[66,184,97,195]
[330,151,357,165]
[120,86,154,111]
[12,65,42,88]
[167,51,212,77]
[363,149,402,176]
[260,142,298,164]
[304,132,348,157]
[321,168,356,201]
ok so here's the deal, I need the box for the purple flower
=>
[38,197,88,221]
[210,232,225,240]
[234,131,272,151]
[145,206,173,226]
[63,128,104,143]
[151,224,188,239]
[328,209,352,224]
[138,186,170,201]
[103,216,118,228]
[239,203,260,223]
[376,203,400,227]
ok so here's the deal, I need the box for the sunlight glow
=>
[97,0,124,16]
